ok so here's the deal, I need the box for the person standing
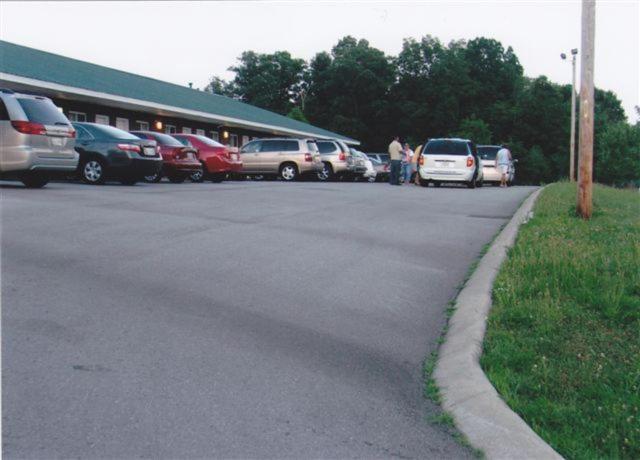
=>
[412,143,423,186]
[388,136,403,185]
[401,143,414,184]
[495,144,512,187]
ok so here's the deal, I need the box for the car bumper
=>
[299,162,324,174]
[0,145,79,173]
[482,167,502,182]
[164,159,202,174]
[204,156,243,174]
[419,167,475,182]
[109,157,163,178]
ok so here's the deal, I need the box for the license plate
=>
[143,147,156,156]
[51,137,64,147]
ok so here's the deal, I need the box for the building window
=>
[68,111,86,122]
[136,120,149,131]
[210,131,219,142]
[95,114,109,125]
[196,129,205,136]
[241,135,249,147]
[229,134,238,147]
[116,117,129,131]
[182,127,192,134]
[165,124,176,134]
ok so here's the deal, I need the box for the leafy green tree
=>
[287,106,308,123]
[204,76,235,97]
[595,122,640,187]
[453,117,492,144]
[225,50,306,115]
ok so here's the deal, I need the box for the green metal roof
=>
[0,40,358,144]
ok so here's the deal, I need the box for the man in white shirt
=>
[388,136,403,185]
[495,144,512,187]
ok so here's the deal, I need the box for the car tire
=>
[418,177,429,187]
[279,163,298,181]
[144,170,163,183]
[317,163,333,181]
[167,174,186,184]
[190,165,205,183]
[120,177,138,186]
[21,172,49,188]
[80,158,106,185]
[210,173,225,183]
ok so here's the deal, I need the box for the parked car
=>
[477,145,516,186]
[130,131,201,183]
[238,138,322,181]
[72,122,162,185]
[350,149,377,182]
[367,153,390,164]
[172,134,241,183]
[417,138,484,188]
[368,156,389,182]
[315,139,354,181]
[0,89,78,188]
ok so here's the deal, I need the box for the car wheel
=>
[190,166,205,183]
[144,170,162,183]
[279,163,298,181]
[167,174,186,184]
[317,163,333,181]
[21,172,49,188]
[210,173,225,183]
[81,158,106,185]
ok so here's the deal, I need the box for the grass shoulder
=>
[481,182,640,459]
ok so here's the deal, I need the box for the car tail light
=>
[11,120,46,136]
[156,145,161,154]
[304,153,313,162]
[466,156,474,167]
[419,156,424,166]
[339,152,346,161]
[117,143,141,153]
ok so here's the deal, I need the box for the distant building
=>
[0,41,359,150]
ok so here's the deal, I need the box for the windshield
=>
[17,98,70,125]
[477,146,500,160]
[424,140,470,156]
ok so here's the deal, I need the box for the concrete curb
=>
[433,187,563,460]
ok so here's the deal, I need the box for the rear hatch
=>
[478,146,499,170]
[306,140,321,163]
[14,96,75,159]
[423,140,473,174]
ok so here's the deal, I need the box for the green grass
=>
[481,182,640,459]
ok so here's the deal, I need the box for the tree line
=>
[206,36,639,186]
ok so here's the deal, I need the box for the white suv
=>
[0,89,77,187]
[417,138,484,188]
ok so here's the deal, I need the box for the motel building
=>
[0,41,358,150]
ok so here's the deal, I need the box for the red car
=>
[172,134,242,183]
[131,131,201,183]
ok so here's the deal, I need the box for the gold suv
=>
[239,138,322,181]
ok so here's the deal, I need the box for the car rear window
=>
[423,140,470,156]
[306,141,318,153]
[193,135,224,148]
[17,98,70,125]
[477,146,500,160]
[148,133,183,147]
[88,124,140,140]
[316,141,337,154]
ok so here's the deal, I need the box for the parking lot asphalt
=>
[1,180,536,459]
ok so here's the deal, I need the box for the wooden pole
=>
[570,54,577,182]
[577,0,595,218]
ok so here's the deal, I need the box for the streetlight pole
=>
[561,49,579,182]
[577,0,595,219]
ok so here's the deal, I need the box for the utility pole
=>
[561,49,579,181]
[577,0,595,219]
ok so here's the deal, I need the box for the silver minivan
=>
[0,89,78,187]
[239,138,322,181]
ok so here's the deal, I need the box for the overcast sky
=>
[1,1,638,121]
